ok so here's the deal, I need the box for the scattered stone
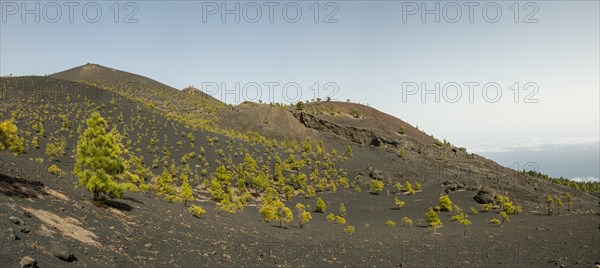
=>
[9,216,23,225]
[4,227,17,240]
[144,243,153,250]
[443,180,466,193]
[20,256,36,268]
[20,226,31,234]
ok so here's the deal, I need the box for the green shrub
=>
[425,207,443,229]
[0,119,23,155]
[335,215,346,225]
[385,220,396,227]
[344,225,355,234]
[47,165,65,177]
[500,211,509,225]
[404,181,415,195]
[402,216,413,227]
[470,207,479,215]
[414,182,422,190]
[188,205,206,218]
[394,196,405,209]
[369,179,384,194]
[326,213,335,222]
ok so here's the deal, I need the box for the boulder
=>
[49,242,76,262]
[473,186,496,204]
[9,216,23,225]
[369,168,385,181]
[20,226,31,234]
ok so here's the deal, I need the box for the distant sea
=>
[476,144,600,182]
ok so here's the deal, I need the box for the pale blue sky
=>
[1,1,598,179]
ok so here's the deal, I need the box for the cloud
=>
[471,136,600,153]
[570,176,600,183]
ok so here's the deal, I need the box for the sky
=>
[1,1,598,180]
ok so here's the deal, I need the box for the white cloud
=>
[470,137,600,153]
[570,176,600,183]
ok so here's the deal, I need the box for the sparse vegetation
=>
[45,137,66,158]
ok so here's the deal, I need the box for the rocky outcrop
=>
[20,256,36,268]
[294,112,399,147]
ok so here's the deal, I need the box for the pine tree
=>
[500,211,509,225]
[279,207,294,228]
[405,181,415,195]
[209,165,231,201]
[153,169,175,197]
[565,192,573,213]
[315,197,326,213]
[546,195,554,215]
[302,139,312,153]
[345,145,353,157]
[179,173,194,206]
[339,202,347,216]
[555,197,563,215]
[438,195,453,211]
[295,203,312,229]
[425,207,443,234]
[74,112,125,201]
